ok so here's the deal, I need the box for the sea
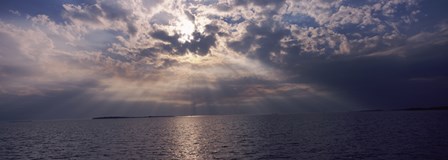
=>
[1,111,447,160]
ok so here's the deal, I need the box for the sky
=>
[1,0,448,120]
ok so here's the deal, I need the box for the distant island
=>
[360,106,448,112]
[92,116,174,120]
[92,106,448,119]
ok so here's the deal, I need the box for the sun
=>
[177,17,195,43]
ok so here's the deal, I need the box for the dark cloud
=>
[225,5,448,110]
[184,10,195,21]
[235,0,286,7]
[63,1,139,35]
[151,30,216,56]
[228,21,291,63]
[188,32,217,56]
[151,11,175,25]
[99,2,130,20]
[0,79,100,120]
[0,89,172,121]
[204,24,219,33]
[151,30,180,45]
[290,44,448,109]
[98,1,139,35]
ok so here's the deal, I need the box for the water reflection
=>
[171,117,205,159]
[169,116,246,159]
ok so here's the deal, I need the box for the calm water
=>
[1,111,447,160]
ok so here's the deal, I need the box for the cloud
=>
[0,0,426,94]
[150,30,217,56]
[293,46,448,108]
[8,10,21,16]
[367,21,448,57]
[1,0,448,119]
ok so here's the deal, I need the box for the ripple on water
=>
[1,112,448,159]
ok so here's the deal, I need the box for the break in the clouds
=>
[1,0,448,120]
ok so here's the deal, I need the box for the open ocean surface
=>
[1,111,447,160]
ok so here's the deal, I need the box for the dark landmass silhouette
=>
[360,106,448,112]
[92,116,174,120]
[92,106,448,119]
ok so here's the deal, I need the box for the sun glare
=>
[177,17,195,43]
[178,53,209,64]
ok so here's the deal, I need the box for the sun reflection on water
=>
[171,117,206,159]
